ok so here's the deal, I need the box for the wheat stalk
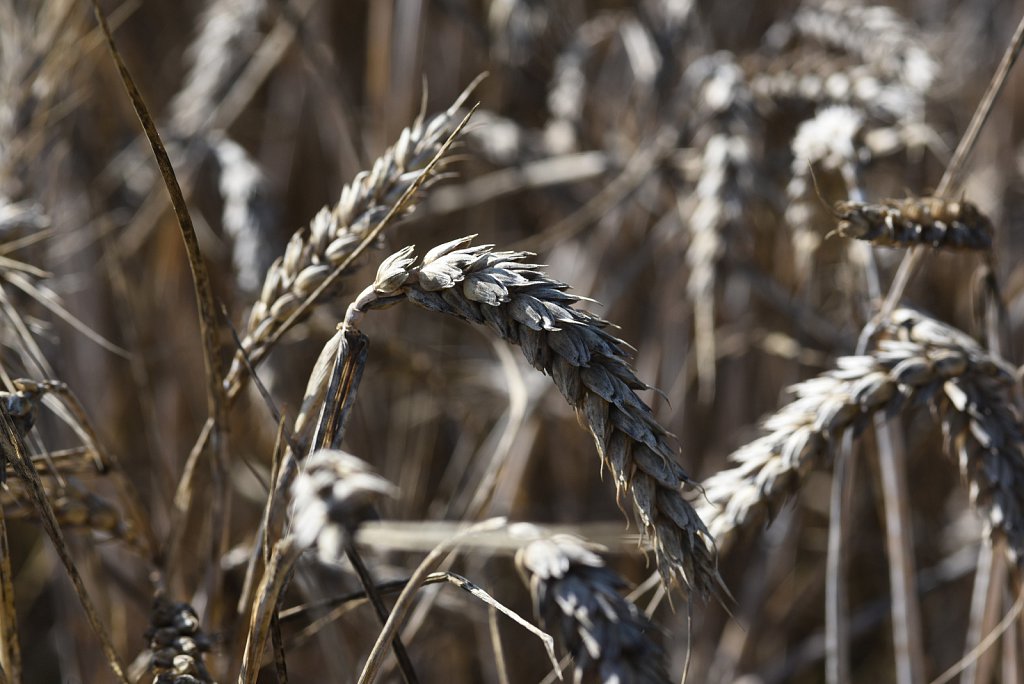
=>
[513,527,670,684]
[342,237,722,598]
[699,308,1024,562]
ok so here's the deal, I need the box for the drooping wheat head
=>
[343,237,723,598]
[699,308,1024,563]
[514,530,670,684]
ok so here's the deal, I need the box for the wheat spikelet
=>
[699,309,1024,562]
[514,529,670,684]
[833,197,994,250]
[345,237,721,598]
[146,598,216,684]
[226,88,473,394]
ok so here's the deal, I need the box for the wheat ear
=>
[833,197,994,251]
[792,0,937,94]
[147,597,217,684]
[226,85,476,395]
[239,449,396,684]
[700,308,1024,563]
[343,237,722,598]
[514,529,670,684]
[170,0,270,136]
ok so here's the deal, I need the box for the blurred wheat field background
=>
[2,0,1024,682]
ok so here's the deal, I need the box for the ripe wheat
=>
[700,308,1024,562]
[344,237,722,597]
[833,197,994,250]
[515,530,670,684]
[227,87,474,394]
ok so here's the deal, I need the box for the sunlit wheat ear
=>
[226,84,476,394]
[345,237,722,598]
[239,449,395,684]
[889,309,1024,563]
[513,528,670,684]
[681,52,760,401]
[785,105,867,275]
[791,0,937,95]
[146,597,216,684]
[170,0,270,136]
[832,197,994,251]
[211,136,277,294]
[699,308,1024,563]
[290,448,398,563]
[745,47,922,121]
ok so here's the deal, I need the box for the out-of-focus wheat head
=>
[514,528,670,683]
[228,86,475,394]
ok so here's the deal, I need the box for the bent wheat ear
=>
[833,197,994,250]
[347,238,722,598]
[514,531,670,684]
[889,309,1024,562]
[700,308,1024,562]
[227,84,476,394]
